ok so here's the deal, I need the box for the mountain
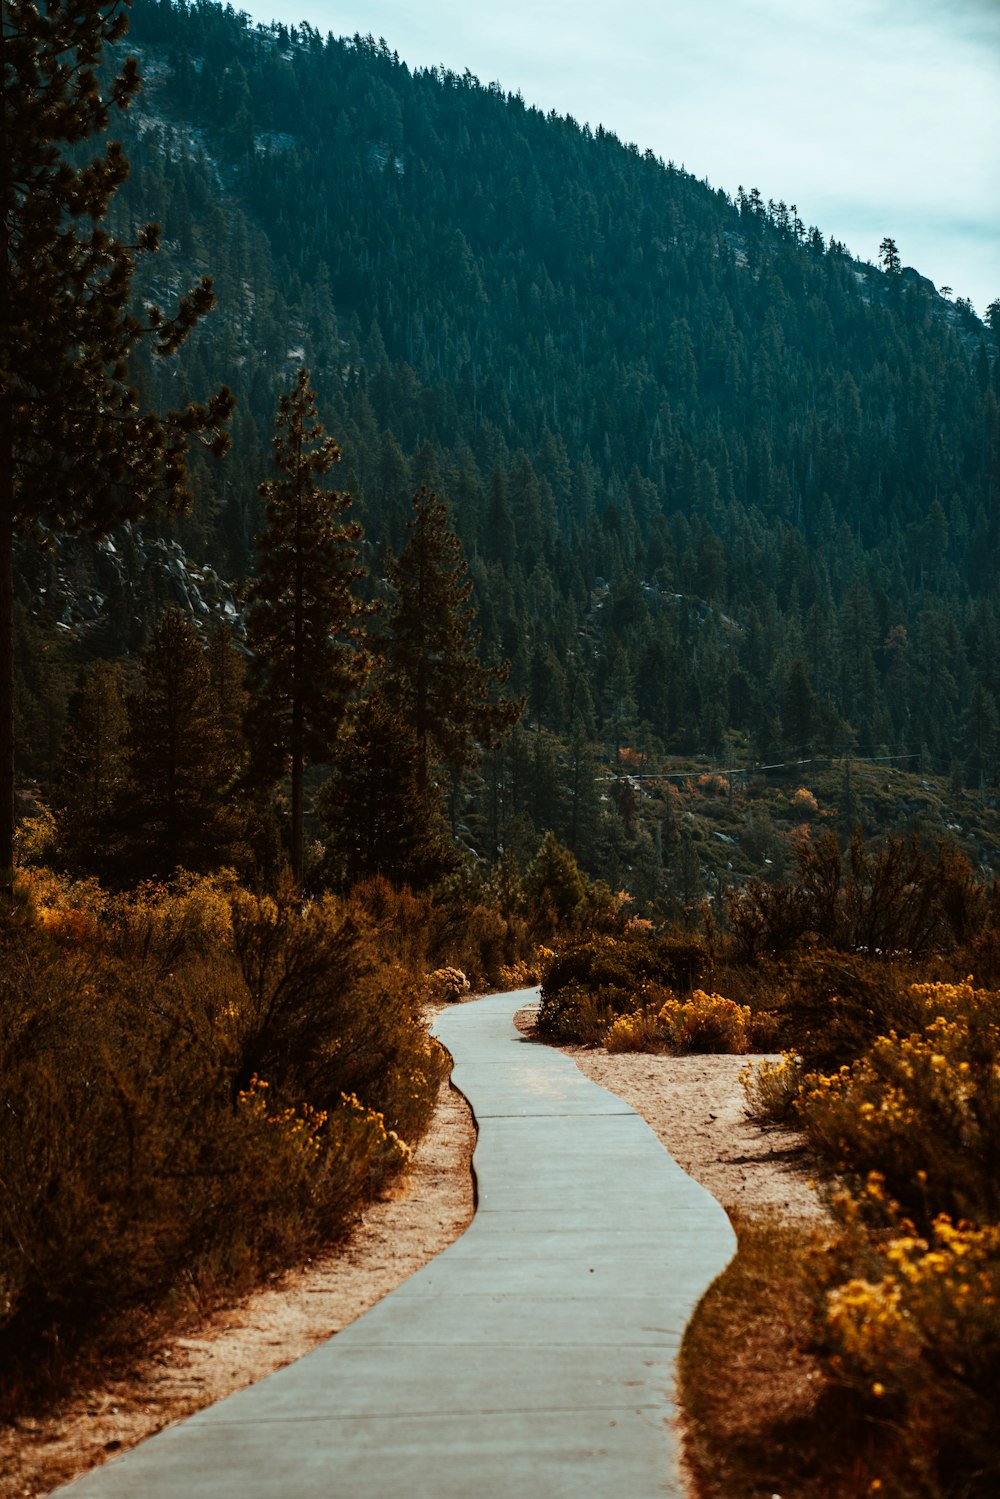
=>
[18,0,1000,892]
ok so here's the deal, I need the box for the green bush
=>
[536,930,710,1042]
[775,950,924,1073]
[726,832,984,964]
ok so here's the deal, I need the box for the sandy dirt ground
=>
[4,1000,824,1498]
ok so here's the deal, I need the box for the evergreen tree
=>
[53,660,129,875]
[207,623,249,770]
[0,0,233,888]
[782,656,819,756]
[315,692,453,889]
[384,488,521,795]
[119,607,241,880]
[523,829,587,932]
[879,236,902,275]
[245,368,373,886]
[961,683,999,790]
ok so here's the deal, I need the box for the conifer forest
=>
[10,0,1000,903]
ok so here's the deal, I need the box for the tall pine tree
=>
[119,607,242,881]
[384,487,521,796]
[316,691,454,890]
[53,659,128,877]
[245,369,373,886]
[0,0,233,890]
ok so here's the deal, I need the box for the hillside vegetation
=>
[17,0,1000,902]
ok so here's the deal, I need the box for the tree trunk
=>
[0,401,13,900]
[290,456,304,887]
[0,5,15,897]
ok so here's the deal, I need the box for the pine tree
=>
[523,830,586,932]
[245,369,373,886]
[384,487,521,795]
[879,236,902,276]
[0,0,233,889]
[316,692,454,890]
[119,607,241,881]
[206,623,249,770]
[782,655,819,756]
[53,660,128,876]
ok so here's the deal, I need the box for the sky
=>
[247,0,999,316]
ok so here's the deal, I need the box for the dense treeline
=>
[15,0,1000,891]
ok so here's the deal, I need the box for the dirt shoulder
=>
[569,1049,823,1221]
[1,1077,475,1499]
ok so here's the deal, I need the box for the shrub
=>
[790,980,1000,1493]
[741,1052,802,1125]
[0,870,446,1413]
[604,1007,670,1053]
[657,932,711,993]
[536,929,713,1043]
[796,981,1000,1230]
[495,957,540,990]
[814,1197,1000,1497]
[428,899,532,988]
[339,877,536,992]
[725,832,985,964]
[537,977,621,1044]
[427,966,470,1002]
[537,935,646,1038]
[777,950,923,1072]
[602,988,751,1055]
[656,991,753,1053]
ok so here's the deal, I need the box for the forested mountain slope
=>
[19,0,1000,883]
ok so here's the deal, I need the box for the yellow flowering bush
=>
[604,1008,668,1052]
[795,979,1000,1494]
[797,981,1000,1228]
[813,1192,1000,1496]
[741,1051,802,1124]
[19,864,107,917]
[235,1078,411,1244]
[495,957,541,989]
[237,1075,330,1160]
[110,868,243,956]
[13,804,59,865]
[536,930,713,1042]
[427,966,470,1002]
[604,988,752,1054]
[825,1212,1000,1392]
[657,990,752,1053]
[0,869,445,1414]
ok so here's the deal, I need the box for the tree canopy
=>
[244,367,373,884]
[0,0,232,885]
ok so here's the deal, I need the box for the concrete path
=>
[54,988,735,1498]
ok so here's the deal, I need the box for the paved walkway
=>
[55,988,735,1498]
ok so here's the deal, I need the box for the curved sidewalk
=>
[54,988,735,1498]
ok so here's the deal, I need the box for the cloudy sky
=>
[250,0,998,315]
